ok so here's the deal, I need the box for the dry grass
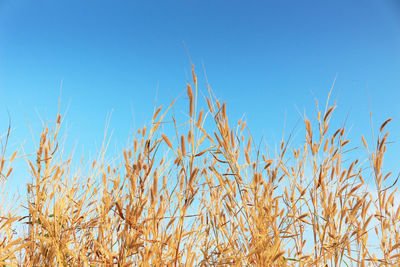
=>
[0,65,399,266]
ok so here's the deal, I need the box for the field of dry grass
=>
[0,65,399,266]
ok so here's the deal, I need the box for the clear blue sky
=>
[0,0,399,187]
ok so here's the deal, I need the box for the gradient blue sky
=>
[0,0,399,187]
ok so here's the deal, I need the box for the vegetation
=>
[0,65,399,266]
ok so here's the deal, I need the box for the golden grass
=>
[0,65,399,266]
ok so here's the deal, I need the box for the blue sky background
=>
[0,0,399,189]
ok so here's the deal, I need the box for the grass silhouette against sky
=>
[0,1,400,265]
